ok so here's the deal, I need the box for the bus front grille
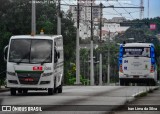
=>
[17,73,41,85]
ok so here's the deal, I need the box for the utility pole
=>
[99,3,102,41]
[90,0,94,85]
[148,0,149,18]
[31,0,36,35]
[107,31,110,84]
[99,3,103,85]
[140,0,144,19]
[57,0,61,35]
[99,53,102,85]
[75,0,81,85]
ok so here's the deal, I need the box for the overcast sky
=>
[61,0,160,20]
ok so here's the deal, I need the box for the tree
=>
[0,0,77,85]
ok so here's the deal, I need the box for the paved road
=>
[113,88,160,114]
[0,86,158,114]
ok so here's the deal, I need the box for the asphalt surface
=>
[0,86,158,114]
[112,87,160,114]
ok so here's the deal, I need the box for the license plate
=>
[24,78,34,81]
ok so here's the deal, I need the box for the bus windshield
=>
[123,47,150,58]
[9,39,52,64]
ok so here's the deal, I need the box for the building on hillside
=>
[103,22,129,33]
[74,22,99,39]
[68,0,100,23]
[109,17,127,23]
[99,22,129,41]
[68,1,129,40]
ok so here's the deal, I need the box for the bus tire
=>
[10,88,16,96]
[151,81,156,86]
[53,88,57,93]
[18,89,22,94]
[53,78,57,93]
[120,79,124,86]
[57,85,62,93]
[125,82,129,86]
[48,88,53,95]
[23,89,28,94]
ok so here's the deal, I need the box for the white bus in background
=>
[4,35,64,95]
[118,43,157,86]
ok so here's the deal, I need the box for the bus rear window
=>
[123,47,150,57]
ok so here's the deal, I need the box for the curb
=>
[0,88,10,93]
[133,86,159,98]
[109,86,160,113]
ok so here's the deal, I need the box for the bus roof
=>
[122,43,154,47]
[10,35,62,40]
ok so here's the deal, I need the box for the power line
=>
[117,1,134,19]
[61,0,76,6]
[102,10,119,15]
[123,3,139,7]
[103,10,140,15]
[105,1,128,20]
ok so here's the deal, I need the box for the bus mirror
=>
[4,45,8,62]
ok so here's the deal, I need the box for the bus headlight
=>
[42,72,53,77]
[7,72,16,76]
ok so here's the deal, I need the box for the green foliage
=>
[0,22,12,86]
[98,43,119,83]
[78,43,119,84]
[0,0,76,85]
[67,76,90,85]
[116,17,160,45]
[115,17,160,80]
[65,62,90,85]
[65,63,75,85]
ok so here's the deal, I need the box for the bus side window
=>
[57,51,60,59]
[54,48,58,63]
[54,47,60,63]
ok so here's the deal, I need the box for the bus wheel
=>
[23,89,28,94]
[124,81,129,86]
[53,78,57,93]
[120,79,124,86]
[18,89,22,94]
[48,88,53,95]
[57,85,62,93]
[10,88,16,96]
[151,81,156,86]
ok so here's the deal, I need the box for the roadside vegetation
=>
[0,0,160,86]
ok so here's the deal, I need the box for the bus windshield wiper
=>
[16,52,30,64]
[41,54,51,65]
